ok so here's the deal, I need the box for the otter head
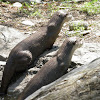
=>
[67,37,83,51]
[48,10,73,29]
[57,10,73,22]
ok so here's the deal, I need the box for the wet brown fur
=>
[18,37,82,100]
[0,10,72,95]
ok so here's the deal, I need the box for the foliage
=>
[18,2,63,18]
[1,0,100,17]
[65,20,87,37]
[0,0,100,38]
[0,0,3,2]
[18,2,43,18]
[17,0,100,18]
[66,26,85,37]
[80,0,100,15]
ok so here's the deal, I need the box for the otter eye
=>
[73,41,76,45]
[64,13,68,17]
[58,14,61,17]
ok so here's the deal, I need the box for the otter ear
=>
[48,22,55,29]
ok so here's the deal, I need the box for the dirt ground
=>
[0,1,100,43]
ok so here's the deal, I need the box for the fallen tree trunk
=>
[26,57,100,100]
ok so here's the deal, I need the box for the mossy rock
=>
[69,20,88,31]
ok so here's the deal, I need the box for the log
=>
[26,57,100,100]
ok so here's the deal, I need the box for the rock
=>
[3,42,99,99]
[95,32,100,37]
[13,2,22,8]
[0,65,4,72]
[0,54,7,61]
[34,47,58,68]
[21,20,35,26]
[0,25,99,100]
[6,68,37,100]
[0,61,6,66]
[67,30,91,36]
[26,57,100,100]
[35,43,100,68]
[69,20,88,31]
[30,0,42,3]
[4,47,58,99]
[28,67,40,75]
[72,43,100,64]
[0,39,99,100]
[0,25,29,57]
[0,25,29,98]
[0,71,3,82]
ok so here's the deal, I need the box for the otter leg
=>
[0,50,32,95]
[15,50,32,72]
[0,62,15,95]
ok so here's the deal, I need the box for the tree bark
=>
[26,57,100,100]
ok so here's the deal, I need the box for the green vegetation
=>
[80,0,100,15]
[66,25,85,37]
[19,2,43,18]
[18,1,73,18]
[66,20,88,37]
[1,20,5,23]
[1,0,100,17]
[0,0,10,4]
[71,25,85,31]
[18,0,100,18]
[0,0,99,37]
[0,0,3,2]
[15,0,100,37]
[67,31,84,37]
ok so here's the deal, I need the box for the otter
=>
[0,10,72,95]
[18,37,83,100]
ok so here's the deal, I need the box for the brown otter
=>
[17,37,83,100]
[0,10,72,95]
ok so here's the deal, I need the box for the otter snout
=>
[68,37,83,49]
[58,10,74,22]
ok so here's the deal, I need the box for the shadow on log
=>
[26,57,100,100]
